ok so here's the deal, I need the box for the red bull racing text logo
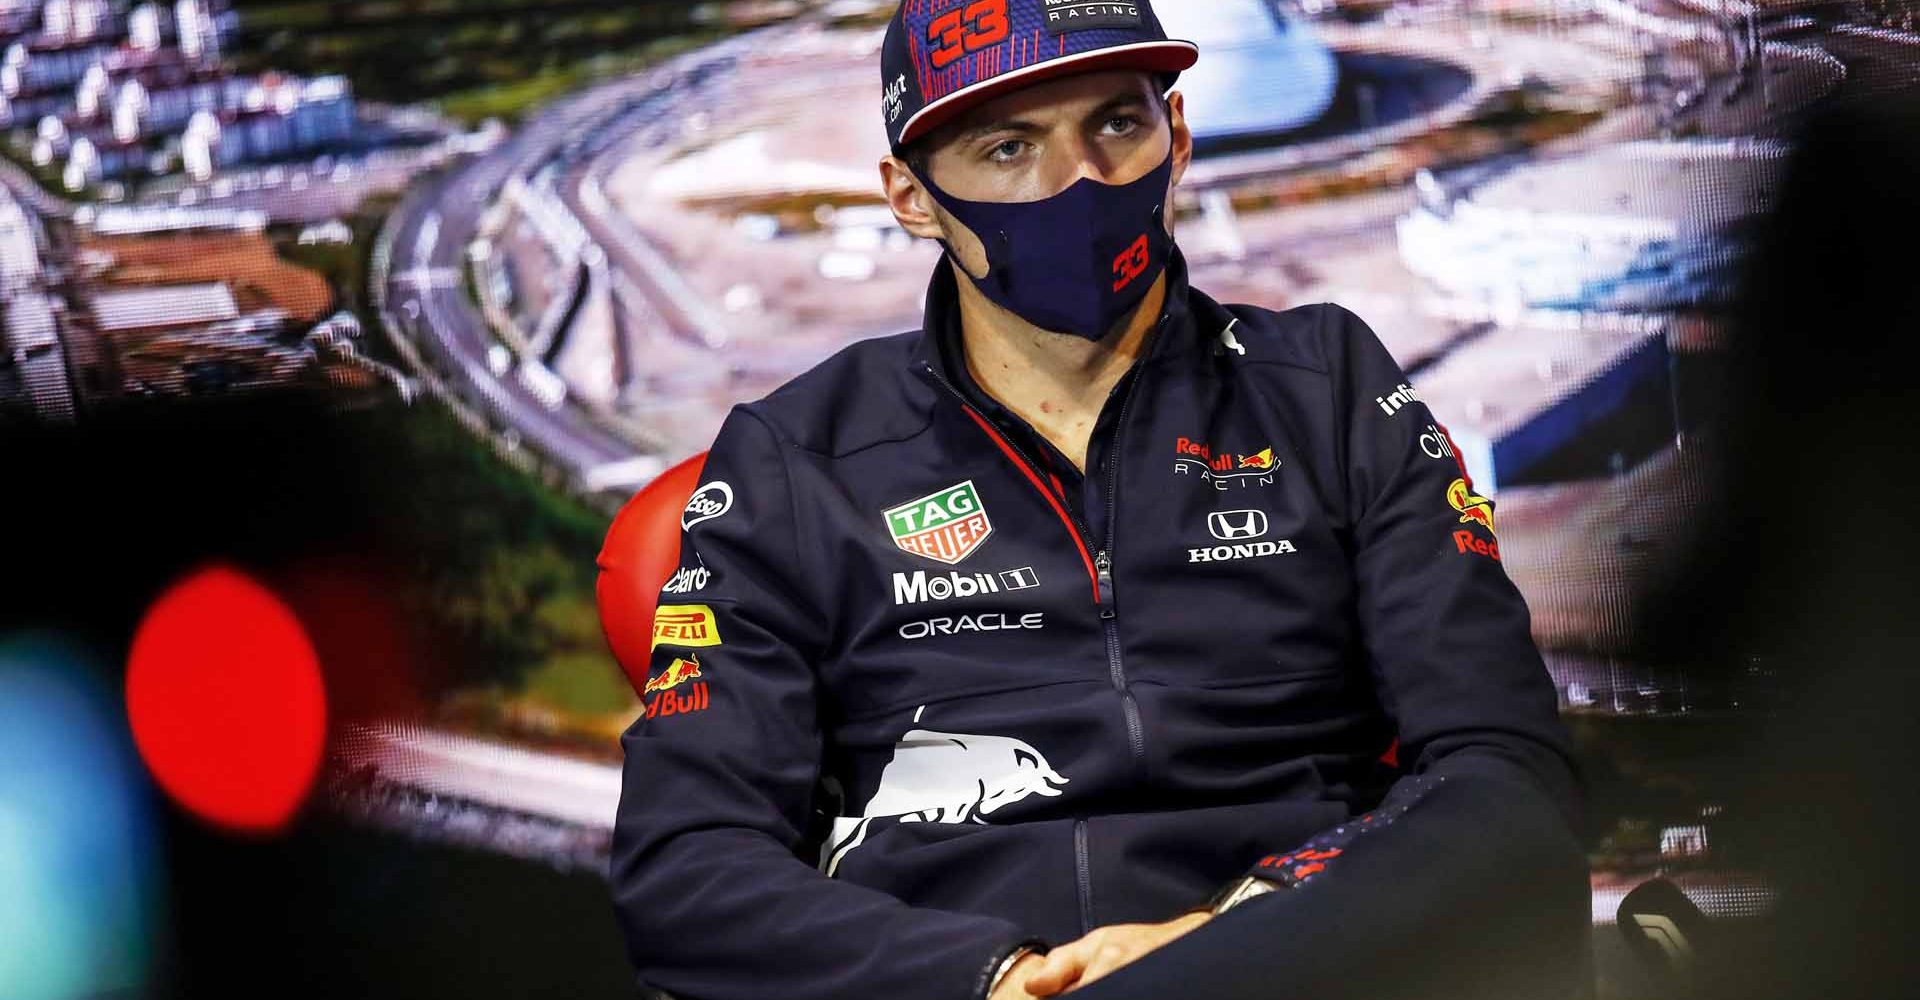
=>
[1172,437,1279,490]
[885,480,994,565]
[1447,478,1500,561]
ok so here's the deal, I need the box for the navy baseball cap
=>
[881,0,1198,151]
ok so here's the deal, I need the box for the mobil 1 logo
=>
[893,566,1041,607]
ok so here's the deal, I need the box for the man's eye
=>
[987,139,1026,162]
[1103,115,1141,136]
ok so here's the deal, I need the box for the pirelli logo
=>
[651,604,723,650]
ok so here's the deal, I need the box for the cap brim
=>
[896,39,1200,149]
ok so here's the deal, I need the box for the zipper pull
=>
[1095,550,1115,618]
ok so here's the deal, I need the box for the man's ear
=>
[1165,90,1193,189]
[879,156,947,241]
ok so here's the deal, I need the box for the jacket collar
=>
[907,243,1201,386]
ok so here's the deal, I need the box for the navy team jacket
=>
[609,248,1591,1000]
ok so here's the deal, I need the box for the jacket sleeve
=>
[610,406,1042,1000]
[1330,298,1587,833]
[1225,304,1593,993]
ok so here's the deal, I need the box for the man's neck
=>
[953,263,1166,473]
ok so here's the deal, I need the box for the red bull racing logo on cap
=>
[1448,478,1501,561]
[886,480,995,565]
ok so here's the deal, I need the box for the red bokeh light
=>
[126,563,327,833]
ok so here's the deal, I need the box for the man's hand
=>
[1017,911,1213,996]
[988,951,1050,1000]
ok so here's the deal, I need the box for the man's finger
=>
[1064,941,1138,993]
[1023,939,1094,995]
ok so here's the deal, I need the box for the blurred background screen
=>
[2,1,1916,998]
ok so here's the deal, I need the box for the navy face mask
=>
[918,148,1176,342]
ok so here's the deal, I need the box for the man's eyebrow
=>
[1081,93,1153,124]
[950,117,1047,147]
[948,93,1153,147]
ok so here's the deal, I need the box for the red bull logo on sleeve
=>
[643,654,709,719]
[1448,478,1501,561]
[644,682,709,719]
[644,655,703,695]
[1447,478,1496,534]
[885,480,994,565]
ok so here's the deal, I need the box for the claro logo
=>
[898,612,1044,641]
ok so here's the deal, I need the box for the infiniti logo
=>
[1207,510,1269,541]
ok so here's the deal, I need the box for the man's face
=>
[883,69,1192,280]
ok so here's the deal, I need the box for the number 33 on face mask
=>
[1112,234,1151,292]
[927,0,1011,69]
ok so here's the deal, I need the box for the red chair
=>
[596,452,708,698]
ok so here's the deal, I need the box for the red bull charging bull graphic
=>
[1448,478,1500,561]
[644,656,709,719]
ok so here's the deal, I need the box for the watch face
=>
[1216,876,1282,913]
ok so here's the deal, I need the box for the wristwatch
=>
[1209,874,1284,915]
[986,942,1045,997]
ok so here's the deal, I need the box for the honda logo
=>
[1207,510,1269,541]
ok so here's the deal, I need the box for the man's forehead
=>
[941,69,1158,136]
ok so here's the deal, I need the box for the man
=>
[609,3,1594,999]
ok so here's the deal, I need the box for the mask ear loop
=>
[931,233,1006,287]
[915,163,1009,288]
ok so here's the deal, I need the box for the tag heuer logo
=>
[885,480,993,565]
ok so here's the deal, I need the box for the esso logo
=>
[682,482,735,530]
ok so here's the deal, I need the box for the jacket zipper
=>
[1073,818,1093,935]
[921,363,1103,598]
[920,358,1151,940]
[920,360,1151,768]
[1101,367,1149,769]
